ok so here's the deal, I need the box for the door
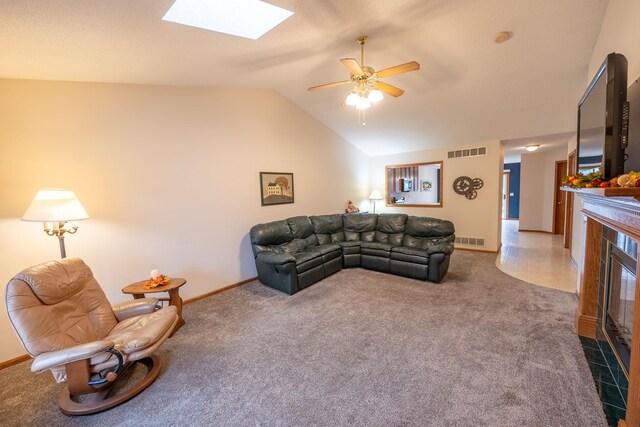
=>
[565,151,576,249]
[502,171,510,219]
[553,160,567,235]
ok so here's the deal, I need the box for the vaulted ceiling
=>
[0,0,609,156]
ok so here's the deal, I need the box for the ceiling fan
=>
[308,35,420,110]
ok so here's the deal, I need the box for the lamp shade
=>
[369,190,383,201]
[22,189,89,222]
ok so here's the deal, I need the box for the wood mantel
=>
[565,187,640,427]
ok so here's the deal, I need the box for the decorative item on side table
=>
[145,269,171,289]
[122,271,187,336]
[369,190,383,213]
[21,189,89,258]
[260,172,294,206]
[453,176,483,200]
[345,200,360,213]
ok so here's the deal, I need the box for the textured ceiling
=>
[0,0,608,156]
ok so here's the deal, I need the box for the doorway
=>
[502,171,510,219]
[564,151,576,250]
[553,160,567,235]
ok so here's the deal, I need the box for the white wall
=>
[0,79,370,362]
[519,147,567,232]
[370,140,503,252]
[570,0,640,291]
[589,0,640,82]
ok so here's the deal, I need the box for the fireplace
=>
[601,226,637,379]
[568,186,640,427]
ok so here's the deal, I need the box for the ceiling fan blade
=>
[374,81,405,97]
[376,61,420,78]
[340,58,363,75]
[307,80,352,92]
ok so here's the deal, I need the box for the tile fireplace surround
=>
[568,187,640,427]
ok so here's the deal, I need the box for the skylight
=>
[162,0,294,40]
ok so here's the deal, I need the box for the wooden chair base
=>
[59,355,162,416]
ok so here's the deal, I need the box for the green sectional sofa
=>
[249,213,455,295]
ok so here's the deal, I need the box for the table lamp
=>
[22,189,89,258]
[369,190,383,213]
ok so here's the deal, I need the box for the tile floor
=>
[580,337,627,426]
[496,220,578,292]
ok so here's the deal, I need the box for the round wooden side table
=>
[122,278,187,336]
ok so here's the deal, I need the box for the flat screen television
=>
[577,53,629,179]
[625,77,640,172]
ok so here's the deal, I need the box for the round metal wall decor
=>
[453,176,483,200]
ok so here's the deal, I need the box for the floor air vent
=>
[447,146,487,159]
[455,236,485,247]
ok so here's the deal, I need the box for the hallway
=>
[496,220,578,293]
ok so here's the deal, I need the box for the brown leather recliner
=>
[5,258,178,415]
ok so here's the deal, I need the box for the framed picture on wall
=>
[421,180,432,192]
[260,172,294,206]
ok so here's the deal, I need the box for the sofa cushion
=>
[249,220,294,256]
[403,234,455,251]
[374,231,405,245]
[376,214,408,233]
[405,216,455,238]
[277,238,309,254]
[286,216,314,239]
[250,220,293,245]
[335,240,361,255]
[343,213,378,232]
[308,243,341,256]
[310,214,345,245]
[391,246,429,265]
[305,234,319,247]
[347,231,375,242]
[292,251,323,273]
[361,241,394,258]
[361,241,394,251]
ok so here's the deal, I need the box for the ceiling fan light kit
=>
[308,35,420,122]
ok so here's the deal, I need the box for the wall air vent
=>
[455,236,485,247]
[447,146,487,159]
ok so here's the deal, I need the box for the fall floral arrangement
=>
[563,171,640,189]
[144,269,171,289]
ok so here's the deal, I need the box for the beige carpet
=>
[0,251,606,426]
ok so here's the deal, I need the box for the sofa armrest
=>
[256,251,296,265]
[112,298,159,321]
[427,242,454,255]
[31,340,115,373]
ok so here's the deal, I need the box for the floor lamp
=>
[22,189,89,258]
[369,190,383,214]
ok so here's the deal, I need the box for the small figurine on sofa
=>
[345,200,359,213]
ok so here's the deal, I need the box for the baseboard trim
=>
[0,276,259,370]
[570,256,579,271]
[518,229,553,234]
[183,276,257,305]
[0,354,30,370]
[576,312,597,339]
[456,246,499,254]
